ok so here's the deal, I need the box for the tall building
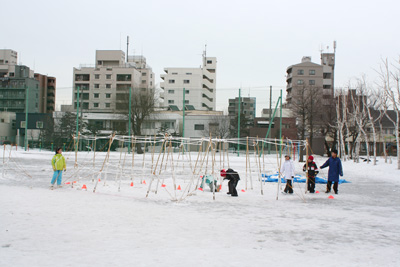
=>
[228,97,256,120]
[285,53,335,108]
[72,50,154,113]
[160,56,216,111]
[34,74,56,113]
[0,49,40,113]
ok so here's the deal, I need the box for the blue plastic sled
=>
[262,172,350,184]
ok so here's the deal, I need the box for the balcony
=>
[160,82,165,89]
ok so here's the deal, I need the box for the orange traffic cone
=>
[328,195,335,199]
[177,185,181,190]
[65,182,71,185]
[73,181,77,184]
[219,185,222,190]
[316,191,320,194]
[241,189,246,192]
[98,178,101,182]
[130,182,134,187]
[82,184,87,190]
[142,180,146,184]
[161,184,166,187]
[198,187,203,191]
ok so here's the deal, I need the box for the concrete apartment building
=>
[34,74,56,113]
[72,50,154,113]
[0,50,40,113]
[285,53,335,108]
[228,97,256,121]
[160,56,216,111]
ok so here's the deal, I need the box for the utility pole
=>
[268,85,272,154]
[237,88,241,156]
[182,88,186,138]
[128,86,132,154]
[24,86,29,151]
[279,89,283,158]
[75,85,80,152]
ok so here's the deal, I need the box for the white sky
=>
[2,0,399,115]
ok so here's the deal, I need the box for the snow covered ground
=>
[1,146,400,266]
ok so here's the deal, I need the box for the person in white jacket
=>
[281,155,295,194]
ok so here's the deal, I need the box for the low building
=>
[0,111,16,143]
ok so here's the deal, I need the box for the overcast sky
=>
[2,0,399,115]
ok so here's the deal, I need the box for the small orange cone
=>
[177,185,181,190]
[82,184,87,190]
[65,182,71,185]
[98,178,101,182]
[161,184,166,187]
[219,185,222,190]
[328,195,335,199]
[73,181,77,184]
[142,180,146,184]
[316,191,320,194]
[241,189,246,192]
[198,187,203,191]
[130,182,134,187]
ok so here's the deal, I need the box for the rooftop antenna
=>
[126,36,129,62]
[334,40,337,54]
[203,44,207,66]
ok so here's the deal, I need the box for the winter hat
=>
[308,155,314,160]
[220,169,227,177]
[331,149,338,154]
[284,155,290,159]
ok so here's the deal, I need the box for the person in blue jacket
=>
[320,149,343,194]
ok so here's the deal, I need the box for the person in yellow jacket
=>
[51,147,66,188]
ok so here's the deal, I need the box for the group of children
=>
[49,148,343,195]
[280,149,343,195]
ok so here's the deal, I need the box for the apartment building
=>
[34,74,56,113]
[228,97,256,121]
[160,56,216,111]
[72,50,155,113]
[285,53,335,108]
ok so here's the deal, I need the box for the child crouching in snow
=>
[281,155,295,194]
[51,148,66,189]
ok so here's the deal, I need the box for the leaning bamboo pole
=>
[93,133,115,193]
[147,136,166,197]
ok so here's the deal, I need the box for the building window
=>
[297,69,304,75]
[169,79,175,84]
[309,70,315,75]
[106,74,112,79]
[106,84,111,89]
[9,72,14,77]
[183,80,190,84]
[323,85,331,89]
[186,73,192,75]
[185,100,189,104]
[185,90,189,94]
[94,84,99,89]
[94,93,99,98]
[323,73,332,79]
[172,72,178,75]
[168,90,175,94]
[194,124,204,130]
[297,80,304,85]
[142,80,146,84]
[142,72,146,76]
[105,103,111,108]
[150,82,153,86]
[117,74,131,81]
[106,94,111,98]
[168,100,174,104]
[207,60,212,64]
[36,121,43,129]
[95,74,100,79]
[94,103,99,108]
[309,80,315,85]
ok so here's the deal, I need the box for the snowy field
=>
[1,146,400,267]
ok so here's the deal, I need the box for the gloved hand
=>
[291,176,294,179]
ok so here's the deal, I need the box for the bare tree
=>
[378,58,400,169]
[202,115,231,138]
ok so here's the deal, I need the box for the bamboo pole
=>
[93,133,115,193]
[245,137,249,190]
[305,138,309,194]
[92,135,96,182]
[131,136,135,181]
[148,136,166,197]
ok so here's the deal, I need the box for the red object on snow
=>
[316,191,320,193]
[82,184,87,190]
[198,187,203,191]
[130,182,133,187]
[177,185,181,190]
[161,184,166,187]
[142,180,146,184]
[65,182,71,185]
[98,178,101,182]
[308,155,314,160]
[328,195,335,199]
[241,189,246,192]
